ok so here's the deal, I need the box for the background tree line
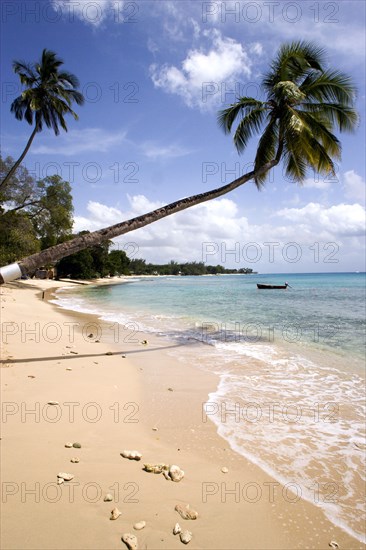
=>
[128,259,255,276]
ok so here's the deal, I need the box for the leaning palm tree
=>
[0,49,84,189]
[0,41,358,284]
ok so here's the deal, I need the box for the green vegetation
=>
[0,156,74,265]
[0,211,40,267]
[56,238,130,279]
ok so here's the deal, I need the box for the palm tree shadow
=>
[0,341,198,365]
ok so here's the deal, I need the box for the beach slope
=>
[1,280,363,549]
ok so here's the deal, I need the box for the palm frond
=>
[57,71,81,90]
[10,96,29,122]
[254,118,279,188]
[263,41,325,91]
[217,98,265,134]
[283,149,308,182]
[301,102,358,132]
[10,48,84,136]
[301,70,357,105]
[60,88,85,106]
[291,108,341,158]
[12,61,37,86]
[232,107,267,153]
[286,123,336,178]
[306,136,336,175]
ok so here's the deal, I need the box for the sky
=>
[1,0,365,273]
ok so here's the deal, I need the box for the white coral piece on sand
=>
[169,464,184,482]
[143,463,169,473]
[121,450,142,461]
[180,530,192,544]
[133,521,146,530]
[57,472,74,481]
[175,504,198,520]
[173,523,182,535]
[110,507,121,520]
[122,533,138,550]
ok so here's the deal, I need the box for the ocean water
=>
[53,273,366,542]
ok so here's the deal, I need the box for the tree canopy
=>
[218,41,358,187]
[0,156,74,265]
[1,49,84,188]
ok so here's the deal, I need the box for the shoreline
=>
[1,280,364,549]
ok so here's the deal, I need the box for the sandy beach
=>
[1,279,364,550]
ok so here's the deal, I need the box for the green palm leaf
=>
[232,107,267,153]
[217,98,265,134]
[290,108,341,158]
[254,118,279,188]
[283,149,308,181]
[301,70,357,105]
[301,102,358,132]
[264,41,325,91]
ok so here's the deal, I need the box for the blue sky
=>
[1,0,365,273]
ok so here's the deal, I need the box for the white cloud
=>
[249,42,263,56]
[275,21,365,61]
[191,18,201,40]
[150,30,253,110]
[152,2,201,42]
[343,170,365,202]
[73,195,164,233]
[73,195,252,239]
[141,142,192,160]
[252,5,366,64]
[127,194,164,214]
[152,1,365,62]
[51,0,126,27]
[302,177,331,190]
[147,38,159,54]
[32,128,127,155]
[73,202,124,233]
[33,129,190,161]
[86,202,122,224]
[73,195,365,271]
[277,202,365,237]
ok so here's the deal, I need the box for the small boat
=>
[257,282,289,289]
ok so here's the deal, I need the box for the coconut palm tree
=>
[217,41,357,188]
[0,49,84,189]
[0,41,358,284]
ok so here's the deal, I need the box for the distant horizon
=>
[121,255,366,276]
[252,271,365,275]
[125,269,366,276]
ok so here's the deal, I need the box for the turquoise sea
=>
[53,272,366,542]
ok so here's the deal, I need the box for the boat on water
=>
[257,282,289,289]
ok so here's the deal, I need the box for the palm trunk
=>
[0,125,38,190]
[0,157,280,285]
